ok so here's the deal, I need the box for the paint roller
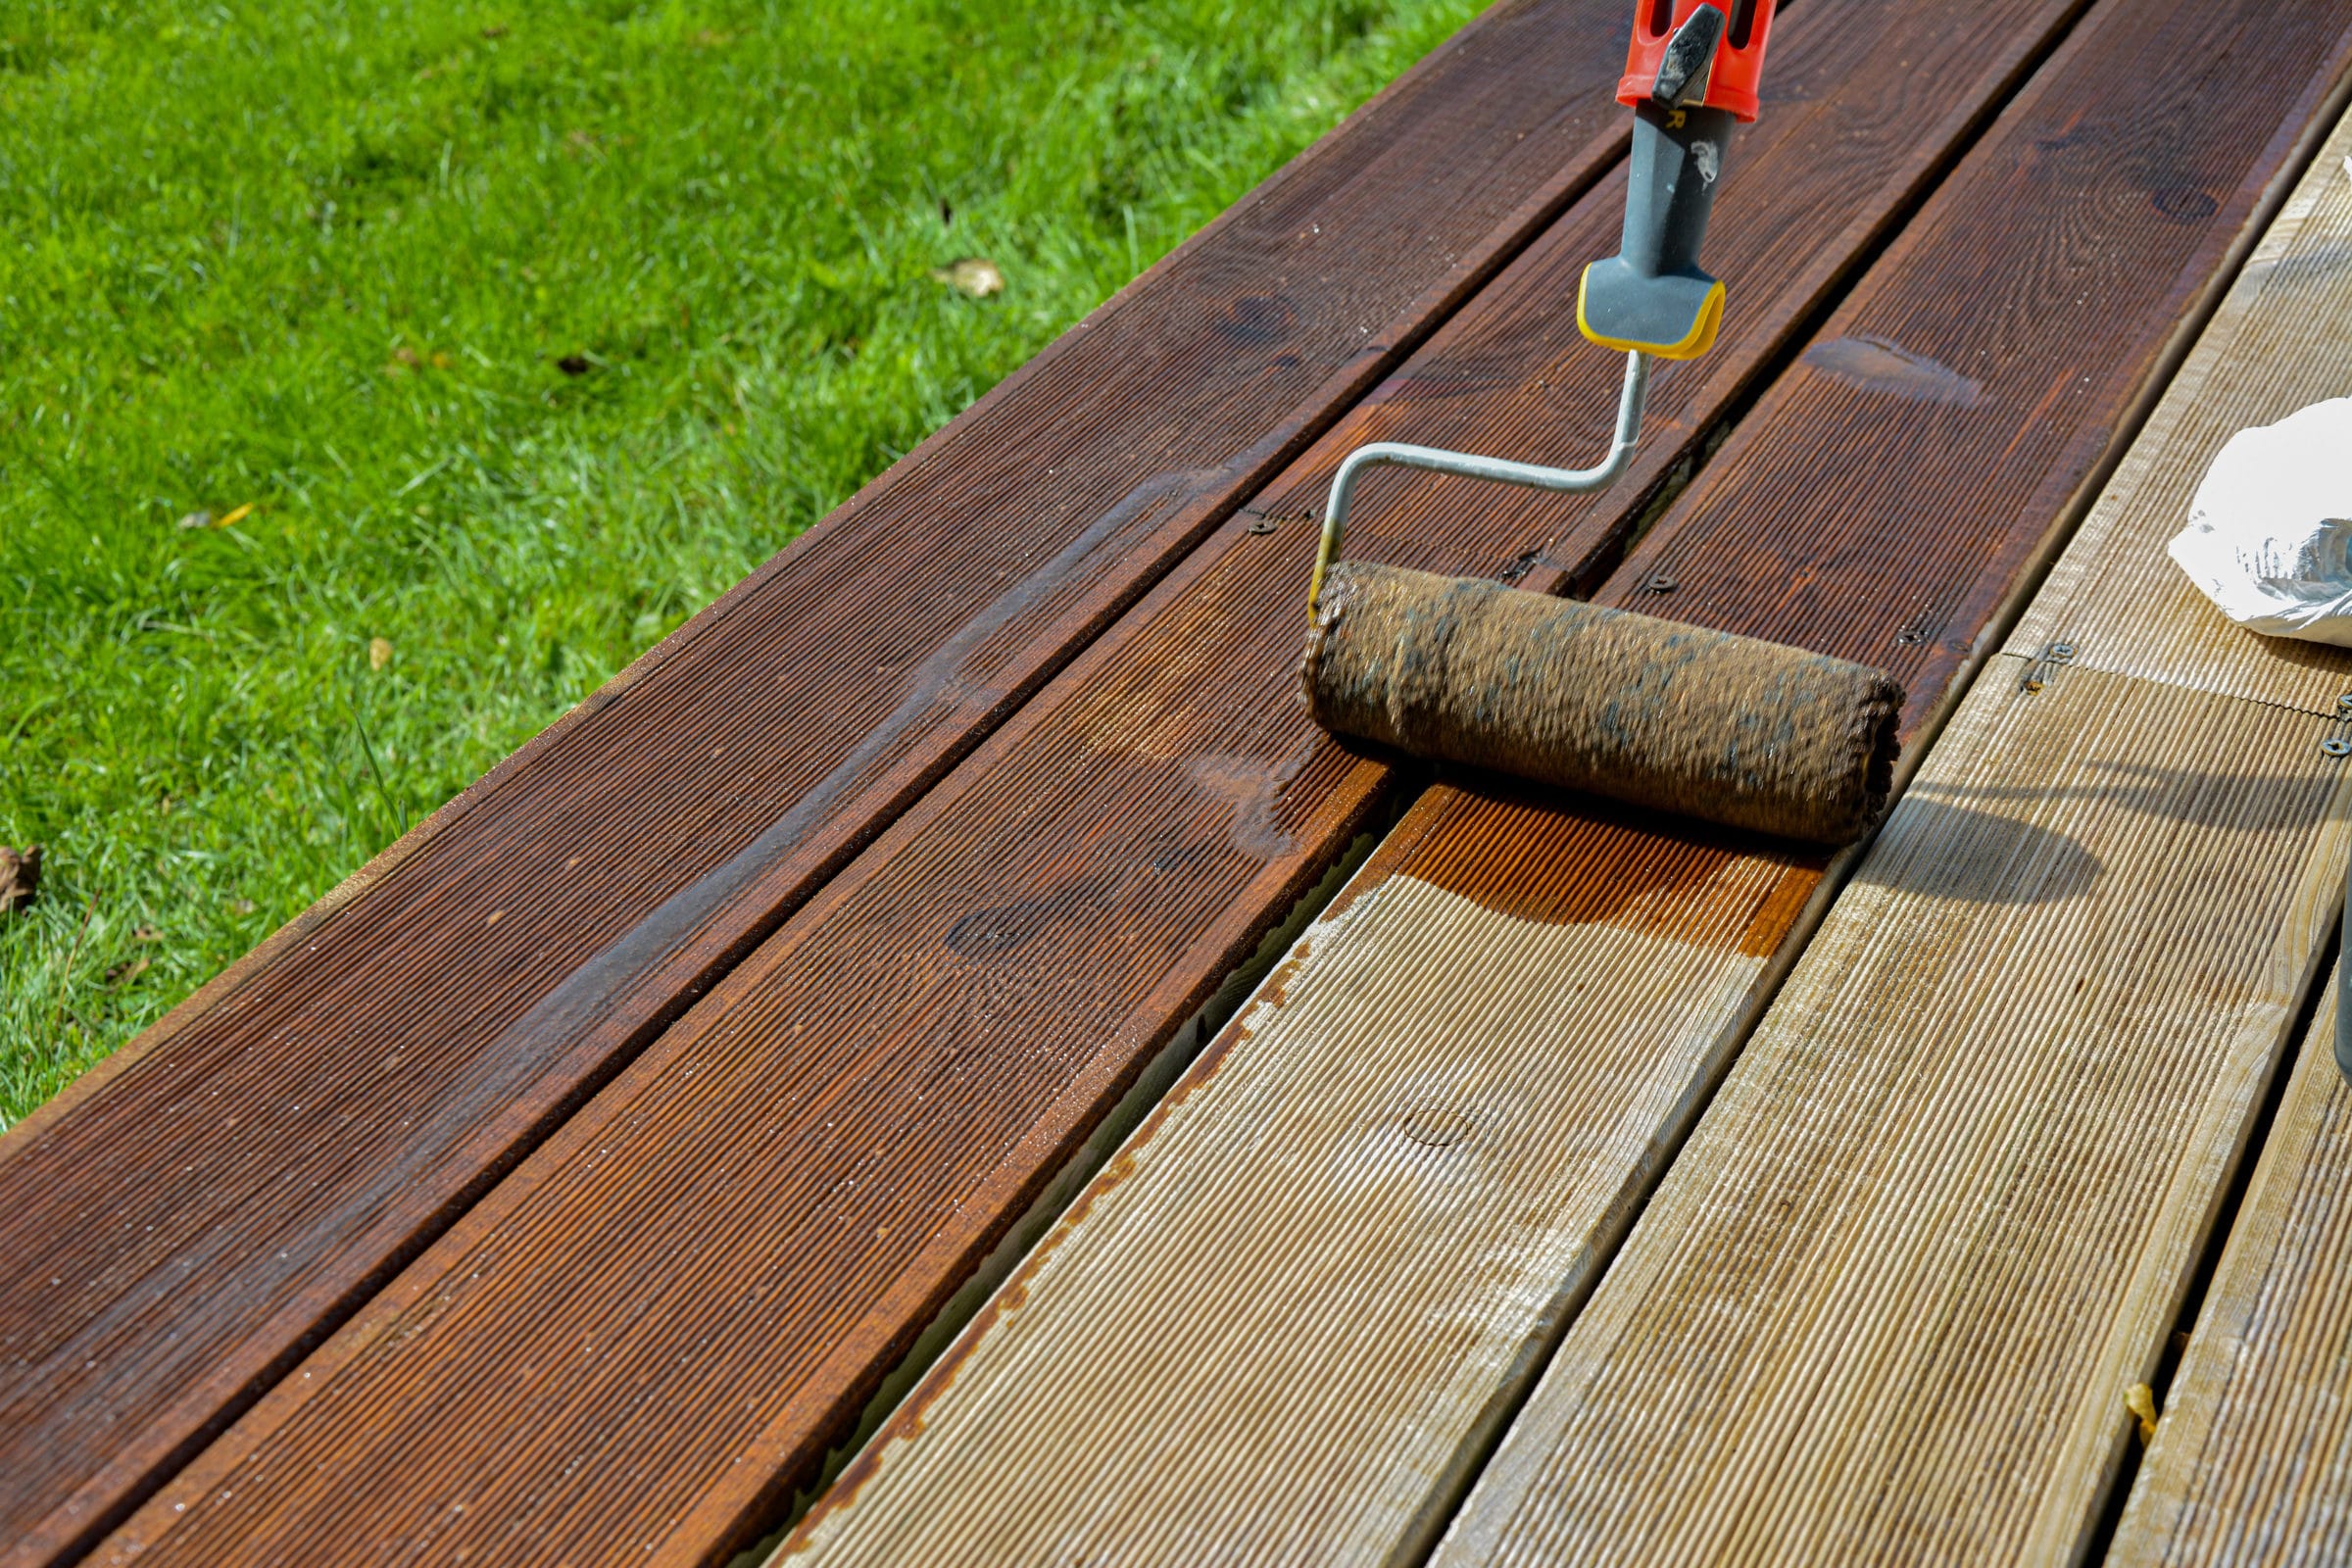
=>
[1302,0,1904,847]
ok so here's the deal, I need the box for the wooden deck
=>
[9,1,2352,1564]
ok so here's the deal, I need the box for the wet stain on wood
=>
[1802,333,1986,406]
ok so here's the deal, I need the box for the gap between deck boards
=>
[57,1,2352,1563]
[761,16,2352,1566]
[73,0,2165,1557]
[0,4,1654,1561]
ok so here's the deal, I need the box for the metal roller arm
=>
[1309,350,1651,614]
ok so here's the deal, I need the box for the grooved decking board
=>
[766,8,2352,1567]
[0,4,1647,1560]
[2108,976,2352,1567]
[1430,101,2352,1568]
[779,784,1822,1568]
[1437,662,2350,1566]
[1561,26,2352,722]
[2007,106,2352,710]
[71,0,2188,1559]
[2094,109,2352,1568]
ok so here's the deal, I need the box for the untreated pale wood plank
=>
[1436,109,2352,1568]
[0,5,1647,1560]
[77,0,2232,1559]
[2108,975,2352,1567]
[2007,106,2352,713]
[766,8,2352,1567]
[1440,661,2347,1565]
[2045,109,2352,1563]
[777,785,1819,1568]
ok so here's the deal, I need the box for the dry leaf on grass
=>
[368,637,394,670]
[105,956,151,990]
[213,503,254,529]
[929,257,1005,298]
[0,846,40,914]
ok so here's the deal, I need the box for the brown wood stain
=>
[88,0,2352,1561]
[0,3,1644,1560]
[763,1,2352,1563]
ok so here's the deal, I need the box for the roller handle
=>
[1578,0,1777,361]
[1617,0,1775,121]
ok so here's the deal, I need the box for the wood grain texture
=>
[759,4,2352,1564]
[0,4,1648,1561]
[776,785,1814,1568]
[1571,9,2352,730]
[1433,86,2352,1566]
[1439,663,2351,1566]
[75,0,2206,1559]
[2108,975,2352,1567]
[2068,120,2352,1563]
[2008,105,2352,715]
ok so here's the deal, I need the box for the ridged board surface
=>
[1435,97,2352,1564]
[2109,975,2352,1567]
[777,787,1812,1568]
[1439,663,2351,1565]
[1578,15,2352,725]
[768,7,2352,1564]
[2055,114,2352,1559]
[76,0,2233,1559]
[2007,106,2352,713]
[0,3,1647,1560]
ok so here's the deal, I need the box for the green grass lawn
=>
[0,0,1485,1127]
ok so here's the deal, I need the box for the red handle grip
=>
[1617,0,1776,122]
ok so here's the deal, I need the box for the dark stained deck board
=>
[762,1,2352,1561]
[0,3,1654,1559]
[82,0,2351,1559]
[1569,9,2341,696]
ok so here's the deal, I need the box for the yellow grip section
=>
[1575,269,1726,361]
